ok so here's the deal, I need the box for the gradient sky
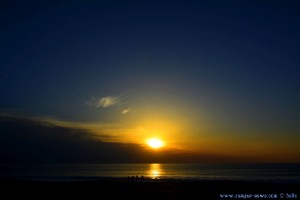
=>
[1,1,300,163]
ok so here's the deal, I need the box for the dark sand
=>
[0,178,299,199]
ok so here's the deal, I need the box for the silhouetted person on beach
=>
[135,175,138,182]
[131,176,134,182]
[141,175,144,182]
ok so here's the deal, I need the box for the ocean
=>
[1,163,299,183]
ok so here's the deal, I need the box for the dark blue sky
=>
[0,1,300,162]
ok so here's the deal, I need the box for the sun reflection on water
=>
[148,163,162,179]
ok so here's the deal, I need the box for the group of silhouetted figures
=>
[128,175,144,182]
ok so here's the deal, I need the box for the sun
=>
[147,138,164,149]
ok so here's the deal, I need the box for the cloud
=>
[0,115,246,164]
[0,115,150,163]
[85,96,119,108]
[97,96,119,108]
[122,107,132,115]
[86,96,132,115]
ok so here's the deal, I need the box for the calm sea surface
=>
[1,163,299,183]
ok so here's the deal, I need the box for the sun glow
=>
[148,163,162,179]
[147,138,164,149]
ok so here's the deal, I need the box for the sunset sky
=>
[1,1,299,163]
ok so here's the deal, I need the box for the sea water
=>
[1,163,299,183]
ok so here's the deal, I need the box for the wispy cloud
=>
[85,96,119,108]
[85,95,133,115]
[122,107,132,115]
[97,96,119,108]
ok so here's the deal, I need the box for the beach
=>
[1,178,298,199]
